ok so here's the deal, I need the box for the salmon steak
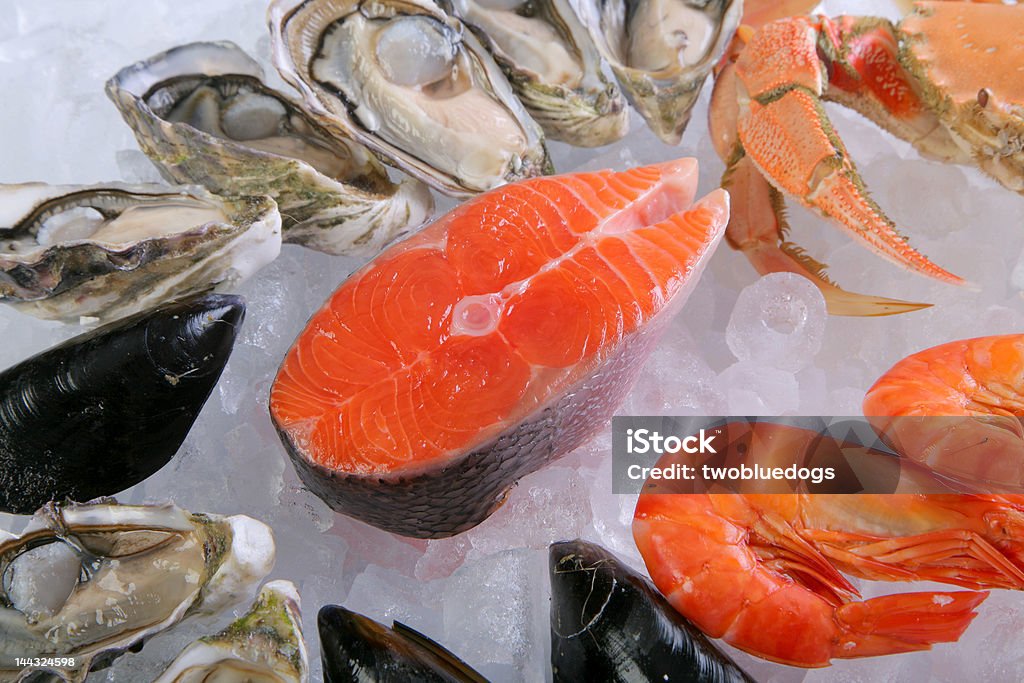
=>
[269,159,729,538]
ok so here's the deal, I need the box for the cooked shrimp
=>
[632,489,1024,666]
[863,334,1024,491]
[632,423,1024,667]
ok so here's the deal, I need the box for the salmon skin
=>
[270,159,729,538]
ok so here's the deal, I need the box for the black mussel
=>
[0,293,244,513]
[550,539,755,683]
[318,605,488,683]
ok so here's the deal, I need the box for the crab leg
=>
[709,29,934,316]
[734,16,965,285]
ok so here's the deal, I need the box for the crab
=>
[709,1,1024,316]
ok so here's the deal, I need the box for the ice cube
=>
[343,564,443,634]
[726,273,827,372]
[442,548,548,680]
[626,324,725,416]
[718,361,800,415]
[462,466,592,560]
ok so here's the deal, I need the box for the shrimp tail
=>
[835,590,988,658]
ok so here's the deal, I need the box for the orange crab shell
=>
[901,2,1024,188]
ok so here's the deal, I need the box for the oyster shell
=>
[106,41,432,256]
[0,500,275,683]
[442,0,628,147]
[572,0,741,143]
[153,580,307,683]
[0,182,280,323]
[269,0,553,196]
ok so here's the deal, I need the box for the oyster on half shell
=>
[153,580,307,683]
[107,41,432,256]
[0,501,275,683]
[0,182,280,323]
[572,0,741,144]
[269,0,552,196]
[442,0,628,147]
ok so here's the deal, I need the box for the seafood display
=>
[0,294,244,514]
[269,159,729,537]
[442,0,629,146]
[318,605,486,682]
[0,182,279,322]
[573,0,741,144]
[107,41,433,256]
[0,500,275,681]
[153,580,308,683]
[631,424,1024,666]
[709,1,1024,315]
[268,0,552,196]
[4,0,1024,680]
[549,539,754,682]
[864,334,1024,492]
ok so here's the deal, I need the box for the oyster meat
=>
[572,0,741,143]
[153,580,307,683]
[0,182,280,322]
[107,41,432,256]
[0,294,244,515]
[443,0,628,147]
[0,501,275,682]
[269,0,552,196]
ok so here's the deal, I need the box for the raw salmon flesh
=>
[269,158,729,537]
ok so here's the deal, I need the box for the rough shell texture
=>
[269,0,552,196]
[152,580,308,682]
[572,0,742,144]
[900,2,1024,191]
[0,182,280,322]
[443,0,629,146]
[0,501,275,682]
[0,294,244,514]
[106,41,433,256]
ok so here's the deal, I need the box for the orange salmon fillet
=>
[270,158,729,537]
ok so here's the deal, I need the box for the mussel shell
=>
[549,539,755,682]
[318,605,487,682]
[0,293,244,514]
[106,41,433,257]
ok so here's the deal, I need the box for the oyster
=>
[106,41,432,256]
[153,580,307,683]
[0,294,244,515]
[442,0,628,147]
[269,0,553,196]
[0,182,280,322]
[572,0,741,143]
[0,500,275,682]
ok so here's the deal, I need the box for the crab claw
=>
[725,16,966,300]
[723,152,932,317]
[710,53,933,317]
